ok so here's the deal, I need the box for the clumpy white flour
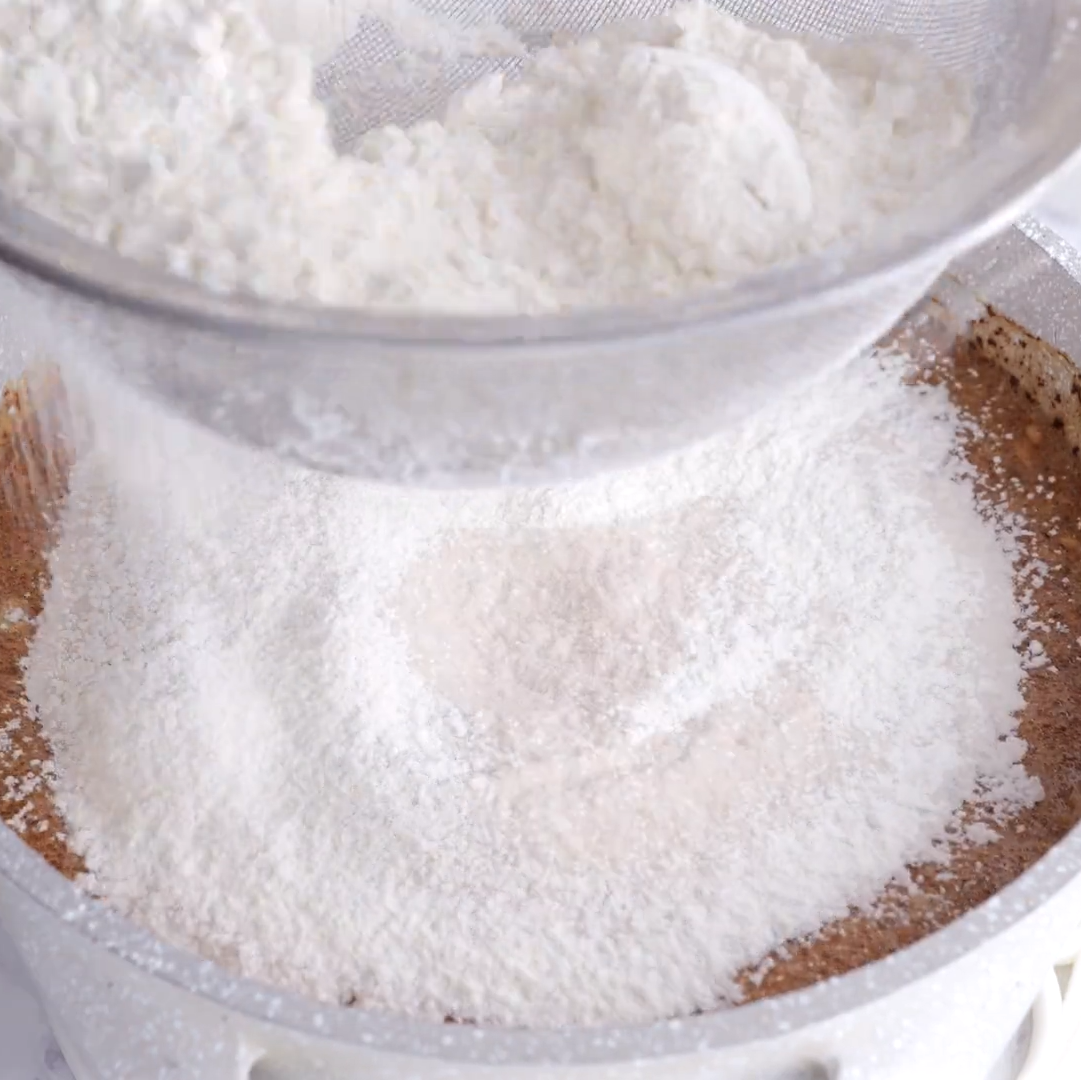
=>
[0,0,970,311]
[26,353,1038,1027]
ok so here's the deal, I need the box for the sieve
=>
[1,0,1081,486]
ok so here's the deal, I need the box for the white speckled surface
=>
[0,926,71,1080]
[2,170,1081,1080]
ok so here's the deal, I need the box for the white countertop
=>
[2,169,1081,1080]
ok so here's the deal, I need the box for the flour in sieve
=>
[26,352,1038,1027]
[0,1,970,310]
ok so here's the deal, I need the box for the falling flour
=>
[0,0,971,310]
[26,352,1039,1027]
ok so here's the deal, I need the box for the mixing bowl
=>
[3,1,1081,1075]
[1,0,1081,486]
[0,219,1080,1080]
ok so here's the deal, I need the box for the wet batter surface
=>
[1,316,1079,1014]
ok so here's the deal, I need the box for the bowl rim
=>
[1,816,1080,1064]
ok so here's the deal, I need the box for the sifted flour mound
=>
[0,0,970,310]
[26,353,1038,1027]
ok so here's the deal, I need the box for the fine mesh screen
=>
[314,0,1045,149]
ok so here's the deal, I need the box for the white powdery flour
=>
[26,354,1038,1027]
[0,0,970,311]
